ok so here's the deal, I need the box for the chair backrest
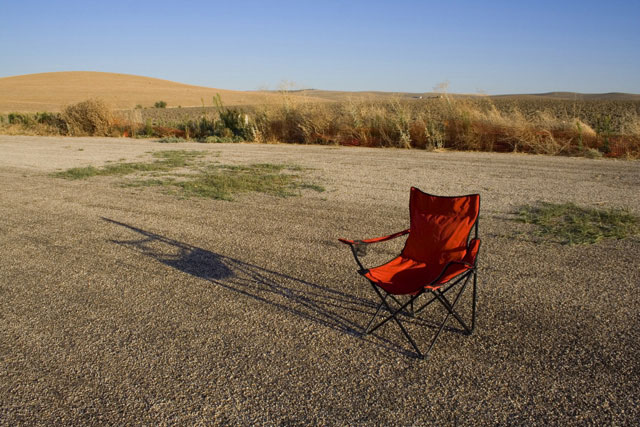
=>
[402,187,480,266]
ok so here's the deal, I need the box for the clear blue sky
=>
[1,0,639,94]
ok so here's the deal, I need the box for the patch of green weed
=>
[298,183,325,192]
[53,154,323,201]
[53,150,205,179]
[122,177,177,188]
[517,202,639,244]
[173,164,320,200]
[54,166,101,180]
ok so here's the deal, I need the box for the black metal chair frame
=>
[344,220,479,359]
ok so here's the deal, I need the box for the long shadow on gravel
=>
[101,217,422,357]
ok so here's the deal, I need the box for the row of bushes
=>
[0,99,254,142]
[2,100,116,137]
[2,97,639,157]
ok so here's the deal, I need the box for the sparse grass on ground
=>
[517,202,639,244]
[53,151,323,200]
[171,163,322,200]
[52,150,205,179]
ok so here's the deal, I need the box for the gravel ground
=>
[1,135,639,425]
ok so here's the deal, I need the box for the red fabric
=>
[364,188,480,295]
[338,229,410,246]
[403,188,479,264]
[364,256,473,294]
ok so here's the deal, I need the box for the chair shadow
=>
[101,217,426,358]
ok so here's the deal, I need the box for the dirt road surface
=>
[1,135,639,424]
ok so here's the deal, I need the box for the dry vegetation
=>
[3,91,639,158]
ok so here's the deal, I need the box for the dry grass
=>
[2,90,640,157]
[250,93,640,156]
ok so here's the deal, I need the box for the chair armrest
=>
[339,229,410,272]
[429,239,482,287]
[463,238,481,266]
[338,228,410,247]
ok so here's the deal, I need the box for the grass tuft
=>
[517,202,639,244]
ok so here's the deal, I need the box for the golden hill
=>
[0,71,317,113]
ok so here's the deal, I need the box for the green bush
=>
[173,95,253,142]
[35,112,66,129]
[144,119,154,136]
[154,100,167,108]
[8,113,34,126]
[218,107,253,140]
[204,135,242,143]
[214,93,253,140]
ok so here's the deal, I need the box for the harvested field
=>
[1,135,639,424]
[0,72,322,113]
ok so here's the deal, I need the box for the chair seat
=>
[364,256,471,295]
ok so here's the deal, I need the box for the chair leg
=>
[365,294,387,333]
[367,284,424,358]
[373,286,423,358]
[471,269,477,332]
[425,276,471,356]
[433,273,473,334]
[362,270,475,359]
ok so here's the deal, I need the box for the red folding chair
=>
[339,187,481,358]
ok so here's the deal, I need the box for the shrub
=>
[213,94,253,140]
[204,135,242,143]
[8,113,34,126]
[154,100,167,108]
[144,119,154,136]
[218,108,253,140]
[62,99,113,136]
